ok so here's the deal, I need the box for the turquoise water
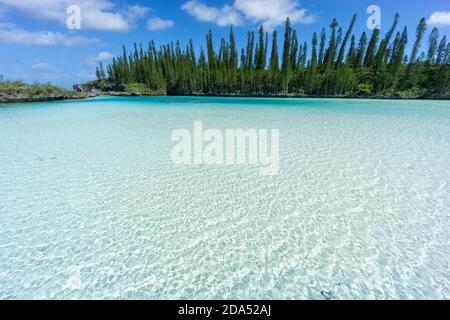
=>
[0,96,449,299]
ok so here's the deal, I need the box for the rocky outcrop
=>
[0,81,98,104]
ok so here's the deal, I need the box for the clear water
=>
[0,96,449,300]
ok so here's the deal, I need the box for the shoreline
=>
[99,91,450,101]
[0,94,97,104]
[1,91,449,104]
[171,92,450,101]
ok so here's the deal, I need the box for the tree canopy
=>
[96,15,450,97]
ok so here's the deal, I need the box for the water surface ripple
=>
[0,97,449,299]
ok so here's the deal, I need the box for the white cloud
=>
[0,24,100,46]
[96,51,114,62]
[235,0,316,29]
[181,0,316,29]
[32,62,53,72]
[125,5,151,21]
[147,17,175,31]
[0,0,150,32]
[181,1,242,27]
[0,22,14,29]
[428,11,450,27]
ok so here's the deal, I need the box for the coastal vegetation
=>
[0,78,95,103]
[85,14,450,99]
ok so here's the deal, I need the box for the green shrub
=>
[356,83,373,96]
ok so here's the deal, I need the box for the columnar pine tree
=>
[405,18,427,88]
[426,28,439,64]
[95,15,449,98]
[354,32,368,68]
[337,14,357,65]
[281,18,292,94]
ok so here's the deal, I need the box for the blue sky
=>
[0,0,449,88]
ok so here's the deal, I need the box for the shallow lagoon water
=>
[0,96,449,299]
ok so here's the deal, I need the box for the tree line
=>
[95,14,450,97]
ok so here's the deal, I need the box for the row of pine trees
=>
[96,14,450,97]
